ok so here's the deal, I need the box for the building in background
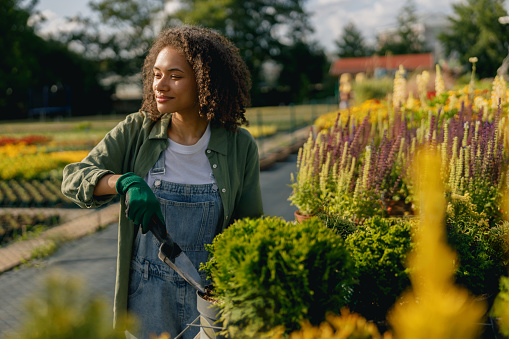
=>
[330,53,434,79]
[331,12,448,80]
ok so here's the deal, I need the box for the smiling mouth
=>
[156,96,173,103]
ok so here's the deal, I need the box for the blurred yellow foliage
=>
[7,271,137,339]
[388,150,486,339]
[245,125,278,138]
[149,332,171,339]
[273,308,391,339]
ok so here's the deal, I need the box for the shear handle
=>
[148,214,182,261]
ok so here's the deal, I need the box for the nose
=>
[154,76,169,93]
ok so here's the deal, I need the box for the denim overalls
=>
[126,151,223,339]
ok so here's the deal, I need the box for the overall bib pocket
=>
[156,197,216,251]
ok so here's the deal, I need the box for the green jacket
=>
[61,112,263,329]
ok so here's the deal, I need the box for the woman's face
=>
[152,47,199,116]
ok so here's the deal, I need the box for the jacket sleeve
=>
[61,118,132,209]
[232,135,263,220]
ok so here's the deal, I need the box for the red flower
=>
[0,135,51,146]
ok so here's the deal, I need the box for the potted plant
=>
[200,216,355,338]
[196,286,225,339]
[289,110,413,224]
[288,133,327,220]
[288,116,373,221]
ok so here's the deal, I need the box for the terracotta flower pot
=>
[294,210,313,223]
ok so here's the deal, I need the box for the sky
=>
[33,0,509,55]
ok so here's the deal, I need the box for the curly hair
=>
[140,25,251,131]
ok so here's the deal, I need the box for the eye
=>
[171,74,182,79]
[153,72,162,79]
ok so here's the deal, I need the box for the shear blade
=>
[158,245,205,293]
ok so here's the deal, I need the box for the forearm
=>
[93,174,122,196]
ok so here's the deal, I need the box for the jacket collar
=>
[208,123,228,155]
[148,113,171,140]
[149,113,228,155]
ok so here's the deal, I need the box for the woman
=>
[62,26,263,339]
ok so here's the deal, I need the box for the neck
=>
[168,113,209,146]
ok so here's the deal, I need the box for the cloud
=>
[31,9,84,38]
[306,0,400,52]
[306,0,461,53]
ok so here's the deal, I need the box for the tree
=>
[377,0,426,55]
[270,41,329,104]
[175,0,314,105]
[335,21,372,58]
[57,0,324,105]
[0,0,109,119]
[438,0,509,78]
[0,0,38,114]
[49,0,169,86]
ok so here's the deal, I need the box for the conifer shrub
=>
[201,216,354,338]
[345,216,414,321]
[445,193,509,298]
[317,211,357,240]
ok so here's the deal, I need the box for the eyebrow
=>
[153,66,184,73]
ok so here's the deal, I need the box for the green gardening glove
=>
[115,172,164,234]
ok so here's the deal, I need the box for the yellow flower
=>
[469,57,478,63]
[393,65,407,109]
[416,70,430,103]
[0,150,90,180]
[473,96,488,114]
[49,150,89,163]
[405,92,418,110]
[435,64,445,97]
[491,75,508,110]
[447,94,458,112]
[0,143,38,158]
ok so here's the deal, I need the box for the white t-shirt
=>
[145,124,215,188]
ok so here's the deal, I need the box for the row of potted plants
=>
[291,75,508,221]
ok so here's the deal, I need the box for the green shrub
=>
[201,216,354,338]
[352,77,393,104]
[445,193,509,297]
[345,216,414,321]
[316,211,357,240]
